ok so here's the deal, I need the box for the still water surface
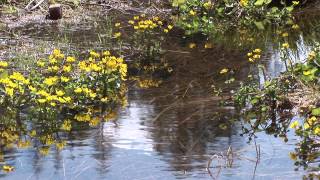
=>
[1,9,319,179]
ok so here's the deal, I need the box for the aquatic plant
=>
[0,49,127,166]
[233,40,320,177]
[172,0,299,35]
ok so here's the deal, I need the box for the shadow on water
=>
[1,7,320,180]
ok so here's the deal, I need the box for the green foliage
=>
[0,49,127,157]
[172,0,299,35]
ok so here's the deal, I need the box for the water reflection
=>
[3,7,320,180]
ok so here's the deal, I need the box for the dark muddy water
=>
[0,8,319,180]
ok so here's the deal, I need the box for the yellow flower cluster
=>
[0,49,128,157]
[128,15,173,33]
[240,0,248,7]
[137,79,162,88]
[17,140,31,149]
[61,120,72,131]
[0,72,30,97]
[56,141,66,151]
[2,165,14,172]
[282,43,290,49]
[247,48,262,63]
[0,61,8,72]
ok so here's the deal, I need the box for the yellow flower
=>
[133,16,139,20]
[282,43,290,49]
[56,141,66,151]
[240,0,248,7]
[128,20,134,24]
[5,87,14,97]
[50,102,56,107]
[0,61,8,68]
[289,120,299,129]
[38,99,47,104]
[28,86,37,93]
[89,92,97,99]
[164,29,169,33]
[188,43,196,49]
[114,32,121,38]
[203,2,212,9]
[29,130,36,137]
[303,70,312,76]
[314,127,320,135]
[308,116,317,124]
[167,25,173,30]
[253,49,262,53]
[90,51,100,58]
[39,147,50,156]
[101,97,108,102]
[9,72,27,83]
[253,54,261,59]
[204,43,213,49]
[63,65,72,73]
[219,68,229,74]
[49,58,57,64]
[292,1,299,5]
[37,61,45,67]
[43,76,58,86]
[61,76,70,82]
[89,117,100,127]
[37,90,49,97]
[247,52,253,57]
[74,87,83,94]
[56,90,65,97]
[2,165,14,172]
[64,96,72,103]
[189,10,196,16]
[17,140,31,148]
[61,120,72,131]
[282,32,289,37]
[75,114,91,122]
[115,22,121,27]
[292,24,299,30]
[103,50,111,56]
[66,56,76,63]
[52,49,64,59]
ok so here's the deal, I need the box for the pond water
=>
[0,7,320,180]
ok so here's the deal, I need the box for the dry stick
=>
[226,146,233,168]
[25,0,36,10]
[29,0,46,11]
[178,109,201,125]
[207,153,223,180]
[152,99,181,122]
[252,138,261,180]
[182,80,196,98]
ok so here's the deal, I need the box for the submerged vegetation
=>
[1,0,320,179]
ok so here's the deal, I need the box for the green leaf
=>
[250,98,259,105]
[286,6,294,12]
[254,0,265,6]
[312,108,320,116]
[0,70,8,79]
[172,0,185,7]
[254,21,265,30]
